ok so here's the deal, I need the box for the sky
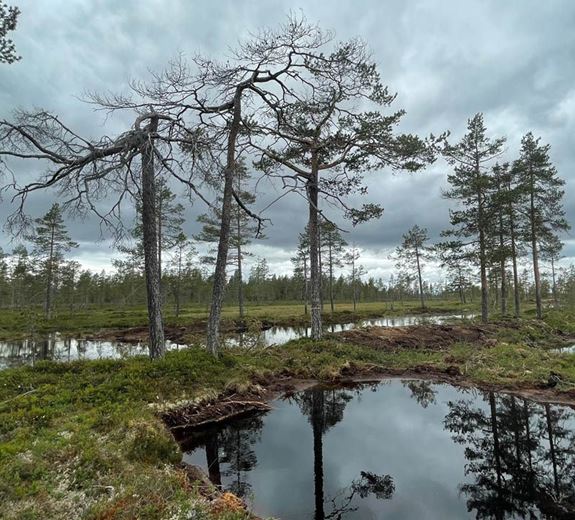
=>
[1,0,574,281]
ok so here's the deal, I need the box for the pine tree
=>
[514,133,569,318]
[395,225,431,309]
[321,221,347,315]
[291,237,310,315]
[26,203,78,318]
[540,232,563,309]
[343,246,365,312]
[166,233,196,318]
[443,113,505,323]
[0,2,20,64]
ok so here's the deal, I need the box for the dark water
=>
[182,380,575,519]
[0,314,473,369]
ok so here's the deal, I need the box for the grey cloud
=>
[1,0,574,276]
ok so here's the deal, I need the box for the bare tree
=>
[0,108,205,358]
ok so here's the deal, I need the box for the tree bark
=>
[530,188,543,319]
[415,245,425,309]
[509,203,521,318]
[236,178,245,320]
[308,151,322,339]
[141,116,165,359]
[303,256,309,315]
[44,224,55,319]
[206,88,243,355]
[328,242,334,315]
[551,257,558,308]
[498,212,508,316]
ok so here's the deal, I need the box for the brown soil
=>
[333,324,497,350]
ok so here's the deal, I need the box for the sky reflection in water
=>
[183,380,575,520]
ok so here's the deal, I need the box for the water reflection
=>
[182,380,575,519]
[0,334,184,369]
[0,313,474,369]
[225,313,475,349]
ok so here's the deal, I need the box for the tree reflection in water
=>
[184,381,575,519]
[292,385,395,519]
[445,391,575,518]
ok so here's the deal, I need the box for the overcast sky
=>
[1,0,574,281]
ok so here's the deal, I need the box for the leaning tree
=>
[248,38,440,338]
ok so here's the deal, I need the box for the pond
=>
[0,313,472,369]
[181,380,575,519]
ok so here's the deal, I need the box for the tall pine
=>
[443,114,505,323]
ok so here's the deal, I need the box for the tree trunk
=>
[206,88,243,356]
[308,152,322,339]
[530,189,543,319]
[551,257,558,308]
[236,191,245,320]
[509,205,521,317]
[479,231,489,323]
[45,225,55,319]
[498,212,508,316]
[328,243,334,315]
[141,115,165,359]
[174,250,182,318]
[303,256,309,315]
[476,152,489,323]
[415,246,425,309]
[318,228,323,312]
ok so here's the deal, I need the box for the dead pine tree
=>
[152,16,332,355]
[0,109,202,359]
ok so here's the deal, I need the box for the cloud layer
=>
[1,0,574,280]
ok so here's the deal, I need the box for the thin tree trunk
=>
[530,189,543,319]
[141,115,165,359]
[174,249,182,318]
[207,88,243,356]
[509,206,521,317]
[303,256,309,315]
[476,151,489,323]
[551,257,558,308]
[318,228,323,312]
[479,231,489,323]
[498,212,508,316]
[45,225,55,319]
[415,246,425,309]
[527,163,543,319]
[308,151,322,340]
[236,179,245,320]
[329,243,334,315]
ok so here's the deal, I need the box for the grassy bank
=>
[1,318,574,519]
[0,299,475,340]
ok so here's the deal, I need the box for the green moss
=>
[1,317,575,518]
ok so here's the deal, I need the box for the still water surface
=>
[0,313,472,369]
[182,380,575,519]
